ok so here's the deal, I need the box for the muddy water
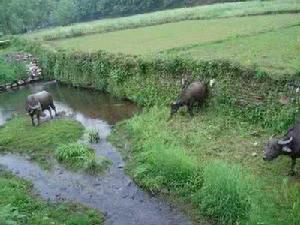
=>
[0,82,192,225]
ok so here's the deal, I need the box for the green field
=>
[49,14,300,54]
[25,0,300,41]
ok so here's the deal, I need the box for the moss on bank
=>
[0,169,103,225]
[0,117,84,168]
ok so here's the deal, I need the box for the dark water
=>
[0,82,192,225]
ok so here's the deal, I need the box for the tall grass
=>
[193,162,252,224]
[24,0,300,41]
[131,141,202,193]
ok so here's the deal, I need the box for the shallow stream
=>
[0,82,192,225]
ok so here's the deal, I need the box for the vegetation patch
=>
[0,169,103,225]
[55,143,111,174]
[0,117,84,168]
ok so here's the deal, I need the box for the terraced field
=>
[172,25,300,77]
[49,14,300,55]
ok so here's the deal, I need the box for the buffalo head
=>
[263,137,293,161]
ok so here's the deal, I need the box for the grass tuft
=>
[55,143,111,174]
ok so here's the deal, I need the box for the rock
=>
[118,163,124,169]
[279,96,289,105]
[250,131,260,137]
[11,83,18,88]
[17,80,25,86]
[251,152,258,157]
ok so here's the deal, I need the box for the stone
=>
[251,152,258,157]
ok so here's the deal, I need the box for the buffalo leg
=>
[37,114,40,126]
[50,103,57,116]
[187,104,194,117]
[289,157,296,176]
[31,115,35,126]
[48,108,53,119]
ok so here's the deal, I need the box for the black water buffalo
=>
[170,81,208,118]
[263,122,300,175]
[26,91,56,126]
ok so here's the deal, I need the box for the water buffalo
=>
[263,122,300,175]
[26,91,56,126]
[170,81,208,118]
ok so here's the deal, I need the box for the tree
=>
[52,0,79,26]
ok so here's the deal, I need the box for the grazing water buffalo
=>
[263,122,300,175]
[26,91,56,126]
[170,81,208,118]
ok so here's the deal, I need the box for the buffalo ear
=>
[282,146,292,153]
[278,136,293,145]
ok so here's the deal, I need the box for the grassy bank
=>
[0,169,103,225]
[110,106,300,225]
[48,14,300,55]
[24,0,300,41]
[0,117,84,168]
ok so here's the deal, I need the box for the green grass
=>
[55,143,111,174]
[24,0,300,41]
[48,14,300,55]
[171,25,300,77]
[0,117,84,168]
[110,106,300,224]
[0,169,103,225]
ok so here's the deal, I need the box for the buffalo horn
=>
[278,136,293,145]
